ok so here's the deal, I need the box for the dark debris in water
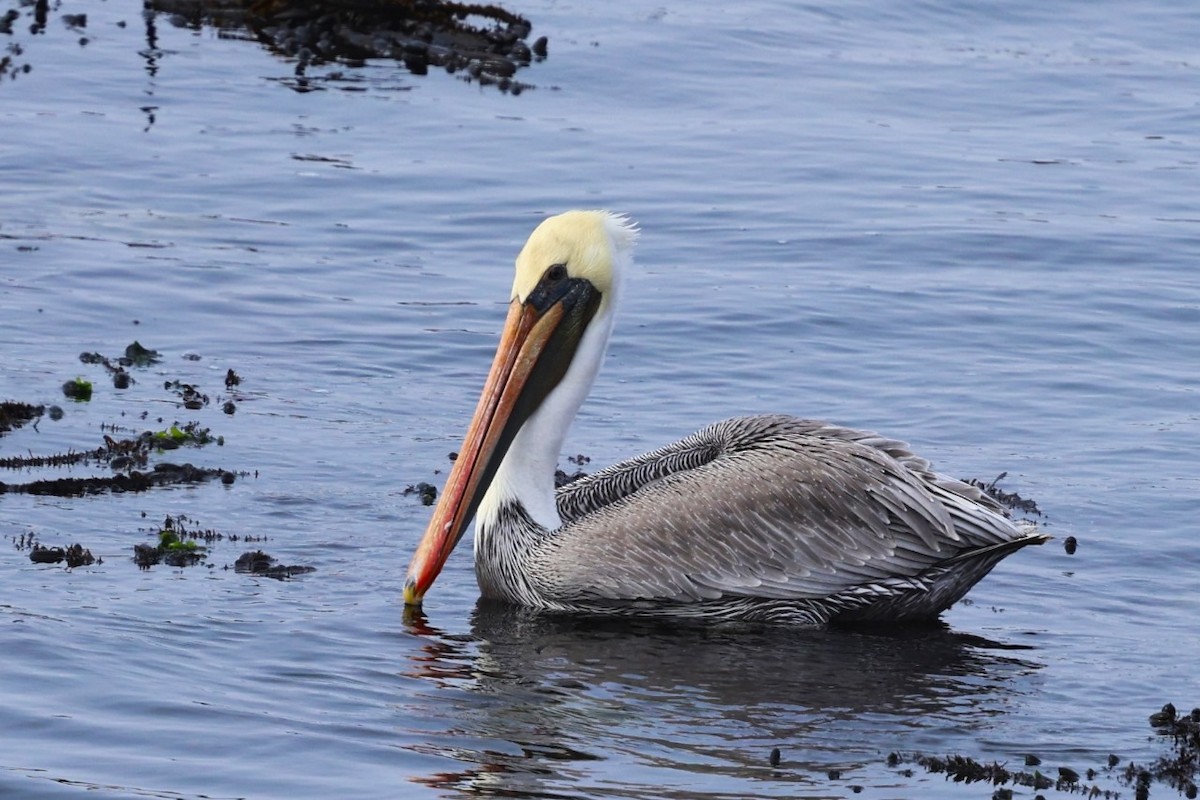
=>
[966,471,1042,516]
[31,542,97,568]
[554,452,591,488]
[233,549,315,579]
[890,752,1104,796]
[2,463,232,497]
[156,513,248,545]
[4,348,308,580]
[891,703,1200,799]
[1125,703,1200,798]
[76,343,240,412]
[404,481,438,505]
[146,0,548,93]
[77,343,243,414]
[61,377,93,401]
[133,515,269,569]
[1,422,211,472]
[79,341,163,389]
[14,533,100,568]
[1,416,235,496]
[3,346,241,495]
[124,340,162,366]
[554,467,588,488]
[0,401,44,434]
[135,528,206,569]
[0,0,76,84]
[164,379,210,410]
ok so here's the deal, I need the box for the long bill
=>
[403,299,567,606]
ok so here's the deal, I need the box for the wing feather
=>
[537,415,1023,603]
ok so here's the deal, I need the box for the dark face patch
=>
[525,265,587,314]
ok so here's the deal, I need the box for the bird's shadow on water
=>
[397,602,1044,798]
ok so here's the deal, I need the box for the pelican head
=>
[404,211,638,606]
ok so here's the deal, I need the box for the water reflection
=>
[139,11,160,130]
[401,603,1043,798]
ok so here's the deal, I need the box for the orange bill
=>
[403,299,566,606]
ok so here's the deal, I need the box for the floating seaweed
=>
[403,481,438,505]
[37,543,97,568]
[61,377,93,401]
[130,515,271,570]
[152,421,219,448]
[891,752,1096,796]
[1,415,233,495]
[159,514,229,544]
[555,452,591,487]
[3,340,234,498]
[1,463,233,497]
[1124,703,1200,798]
[0,401,44,434]
[146,0,547,93]
[891,704,1200,800]
[233,549,315,579]
[78,341,163,389]
[124,341,162,367]
[18,534,99,568]
[966,471,1042,516]
[4,350,256,575]
[134,528,211,569]
[164,380,210,410]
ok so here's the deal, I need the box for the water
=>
[2,0,1198,797]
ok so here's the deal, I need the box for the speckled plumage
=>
[476,414,1047,624]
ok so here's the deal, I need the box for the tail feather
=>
[941,529,1050,566]
[832,531,1050,624]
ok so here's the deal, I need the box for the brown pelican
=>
[403,210,1048,624]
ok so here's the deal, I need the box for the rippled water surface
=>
[2,0,1199,798]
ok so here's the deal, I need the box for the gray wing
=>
[538,415,1025,603]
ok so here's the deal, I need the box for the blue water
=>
[2,0,1199,797]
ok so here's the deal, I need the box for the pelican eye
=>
[526,262,590,313]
